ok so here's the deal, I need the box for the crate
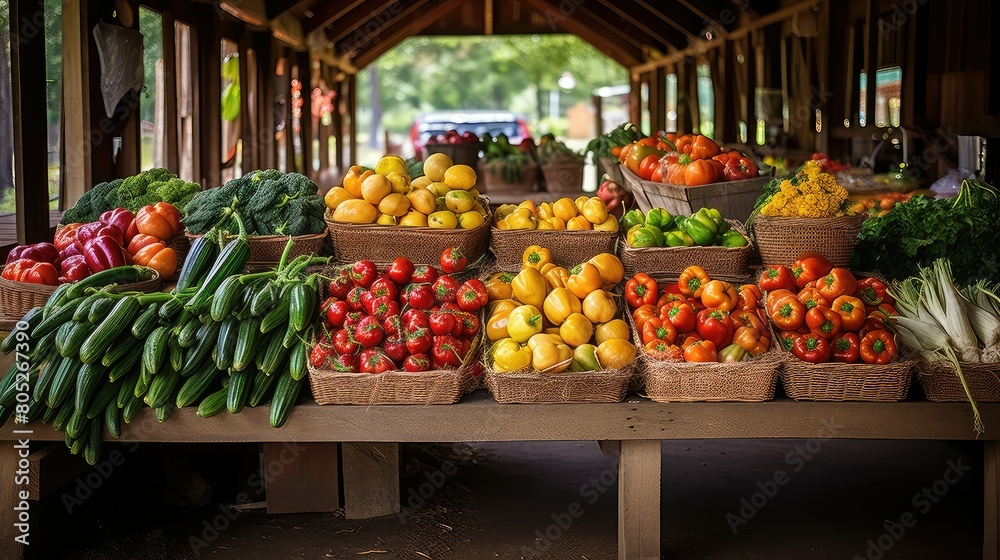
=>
[621,164,771,223]
[540,162,584,195]
[479,160,539,194]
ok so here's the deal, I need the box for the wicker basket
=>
[425,143,483,170]
[325,208,491,266]
[540,162,584,195]
[491,227,619,270]
[618,220,752,280]
[166,234,191,263]
[621,164,772,223]
[752,214,865,267]
[916,358,1000,402]
[479,160,539,194]
[184,231,327,267]
[485,364,634,404]
[641,356,781,402]
[0,269,162,322]
[307,366,475,405]
[780,357,915,402]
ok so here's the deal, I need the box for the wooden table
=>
[1,392,998,560]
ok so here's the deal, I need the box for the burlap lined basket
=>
[780,357,915,402]
[491,227,619,270]
[479,161,539,194]
[915,358,1000,402]
[752,214,865,267]
[540,162,584,195]
[184,231,327,266]
[0,269,162,322]
[325,208,491,266]
[485,364,634,404]
[307,366,475,405]
[618,220,752,280]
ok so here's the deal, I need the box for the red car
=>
[410,110,531,159]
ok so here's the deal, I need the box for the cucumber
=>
[181,321,220,374]
[159,296,186,322]
[46,283,73,310]
[47,355,80,409]
[83,420,102,465]
[59,321,91,358]
[42,401,58,423]
[155,402,173,422]
[197,386,228,418]
[31,297,85,340]
[1,306,44,354]
[249,366,280,407]
[117,372,139,408]
[108,350,141,383]
[20,397,46,425]
[259,331,288,376]
[186,235,251,314]
[143,326,170,373]
[250,282,278,317]
[63,266,153,301]
[131,304,161,338]
[105,400,122,439]
[72,293,103,322]
[177,318,200,348]
[33,354,62,403]
[145,368,181,408]
[281,320,301,349]
[232,318,261,371]
[175,233,221,292]
[74,362,106,413]
[122,391,143,423]
[86,380,119,418]
[269,371,303,428]
[226,368,252,413]
[289,339,308,381]
[66,408,88,439]
[134,365,152,399]
[289,283,317,332]
[176,361,220,408]
[88,297,116,324]
[210,275,243,322]
[215,319,239,369]
[54,322,74,356]
[0,367,36,408]
[168,335,184,372]
[80,296,140,364]
[102,334,141,368]
[51,400,75,432]
[260,288,291,334]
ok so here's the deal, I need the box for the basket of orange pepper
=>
[758,252,916,402]
[624,266,782,402]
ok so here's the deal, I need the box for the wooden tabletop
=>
[2,390,996,443]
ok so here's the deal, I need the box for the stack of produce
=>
[481,133,537,184]
[325,154,488,229]
[536,134,583,165]
[584,122,642,169]
[853,178,1000,283]
[426,129,480,146]
[183,169,326,236]
[494,197,618,232]
[619,132,760,186]
[311,249,484,375]
[621,207,746,248]
[625,268,771,363]
[889,258,1000,431]
[751,161,858,219]
[60,168,201,224]
[856,191,915,217]
[0,215,323,463]
[5,202,182,287]
[485,248,634,373]
[758,253,900,365]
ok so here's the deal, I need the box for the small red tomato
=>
[359,347,395,374]
[332,328,359,355]
[369,277,398,301]
[328,269,354,299]
[405,327,433,355]
[383,334,409,362]
[345,286,366,311]
[407,284,436,310]
[350,260,378,287]
[429,311,457,336]
[324,299,352,327]
[412,265,439,284]
[309,342,334,368]
[432,276,461,304]
[403,353,431,372]
[440,247,468,274]
[401,309,429,330]
[331,352,358,373]
[386,257,415,286]
[355,316,384,348]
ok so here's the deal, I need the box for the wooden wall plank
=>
[342,442,399,519]
[297,50,313,178]
[198,9,222,186]
[263,442,340,514]
[61,0,92,207]
[162,9,179,173]
[618,439,661,560]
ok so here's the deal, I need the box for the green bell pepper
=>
[620,209,645,233]
[645,208,674,232]
[628,225,665,248]
[676,215,715,246]
[718,343,748,363]
[719,230,748,247]
[692,208,720,235]
[664,230,695,247]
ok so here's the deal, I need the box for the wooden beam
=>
[551,0,650,53]
[325,0,400,46]
[630,0,821,75]
[303,0,369,33]
[265,0,311,21]
[11,0,51,243]
[863,0,877,128]
[338,0,437,64]
[675,0,719,26]
[239,31,254,175]
[61,0,92,208]
[618,440,661,560]
[518,0,642,68]
[342,443,400,519]
[0,444,26,559]
[595,0,697,45]
[333,78,344,171]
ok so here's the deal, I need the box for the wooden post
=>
[161,11,179,173]
[347,73,357,168]
[238,32,254,176]
[198,10,222,186]
[297,50,313,178]
[592,93,603,137]
[0,439,27,559]
[628,74,642,131]
[333,78,344,172]
[986,441,999,560]
[10,0,51,244]
[61,0,92,208]
[618,439,660,560]
[262,442,340,514]
[342,442,400,519]
[648,70,661,133]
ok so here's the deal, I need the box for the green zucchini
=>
[281,320,301,349]
[51,400,75,432]
[33,354,63,403]
[143,326,170,374]
[47,355,80,408]
[83,420,102,465]
[63,266,153,300]
[176,361,220,408]
[197,386,228,418]
[59,321,91,358]
[21,397,46,425]
[66,409,88,439]
[158,296,186,322]
[1,306,44,354]
[42,401,58,424]
[215,319,239,370]
[31,297,85,340]
[105,400,122,439]
[249,366,279,407]
[155,402,173,422]
[289,338,308,381]
[88,298,116,324]
[168,335,184,372]
[250,282,278,317]
[145,368,181,408]
[54,321,74,356]
[0,367,36,408]
[260,288,291,334]
[117,372,139,408]
[108,350,141,383]
[102,334,141,368]
[232,318,261,371]
[186,235,251,314]
[181,321,220,374]
[72,293,103,322]
[74,362,106,412]
[134,364,152,399]
[86,380,119,419]
[177,318,200,348]
[122,391,143,423]
[80,296,140,364]
[269,371,303,428]
[259,331,288,376]
[175,233,221,292]
[226,368,252,413]
[131,304,161,338]
[210,275,243,322]
[289,283,317,332]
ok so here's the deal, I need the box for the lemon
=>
[410,176,433,189]
[445,190,476,213]
[376,213,397,226]
[423,153,453,182]
[375,155,408,176]
[444,165,477,190]
[361,174,392,204]
[385,171,410,194]
[407,188,437,214]
[399,210,428,227]
[428,210,458,229]
[457,210,485,229]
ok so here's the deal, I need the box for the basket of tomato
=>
[625,267,782,403]
[307,251,486,405]
[759,252,915,402]
[618,134,771,223]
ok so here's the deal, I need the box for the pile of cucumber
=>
[0,215,325,464]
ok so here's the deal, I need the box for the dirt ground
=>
[31,438,983,560]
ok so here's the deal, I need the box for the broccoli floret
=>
[182,189,229,234]
[282,196,326,236]
[61,178,122,224]
[150,177,200,204]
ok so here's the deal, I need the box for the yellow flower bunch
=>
[760,161,860,218]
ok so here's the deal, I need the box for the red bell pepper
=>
[792,252,834,288]
[75,222,124,253]
[758,265,797,292]
[777,330,801,352]
[831,295,866,332]
[82,237,128,273]
[682,339,717,362]
[792,334,831,363]
[860,330,898,364]
[53,223,83,251]
[432,335,465,368]
[831,332,860,363]
[816,268,858,301]
[805,306,842,340]
[625,273,658,309]
[57,255,91,284]
[439,247,468,274]
[796,287,829,311]
[1,259,59,285]
[769,293,806,330]
[99,208,136,241]
[641,318,677,346]
[857,277,894,306]
[59,244,82,261]
[456,279,488,312]
[660,301,696,333]
[712,150,759,181]
[6,242,59,266]
[736,284,763,311]
[695,308,735,348]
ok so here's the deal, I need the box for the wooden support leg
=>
[618,439,660,560]
[986,441,999,560]
[262,442,340,514]
[0,442,26,559]
[342,442,399,520]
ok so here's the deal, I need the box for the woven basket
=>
[780,357,915,402]
[184,231,327,267]
[916,358,1000,402]
[307,366,475,405]
[485,364,634,404]
[166,234,191,263]
[618,220,752,280]
[479,160,539,194]
[540,162,584,195]
[752,214,865,267]
[491,227,619,270]
[0,269,162,321]
[325,208,491,266]
[641,356,781,402]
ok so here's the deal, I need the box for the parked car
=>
[410,110,531,159]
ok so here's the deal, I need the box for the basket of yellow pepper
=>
[747,160,865,267]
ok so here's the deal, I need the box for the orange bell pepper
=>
[566,263,603,300]
[135,202,182,240]
[734,325,770,356]
[677,265,710,298]
[700,280,739,311]
[127,233,165,257]
[131,242,178,278]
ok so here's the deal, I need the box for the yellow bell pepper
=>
[531,339,573,373]
[526,332,564,351]
[566,216,592,230]
[507,305,544,343]
[543,266,570,290]
[487,305,515,341]
[492,338,532,372]
[488,298,519,316]
[522,245,553,269]
[595,319,630,345]
[537,202,555,220]
[506,208,538,230]
[511,267,547,309]
[566,262,604,299]
[545,217,566,230]
[582,289,617,324]
[542,287,582,326]
[596,339,637,369]
[485,271,515,301]
[559,312,594,347]
[588,253,625,288]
